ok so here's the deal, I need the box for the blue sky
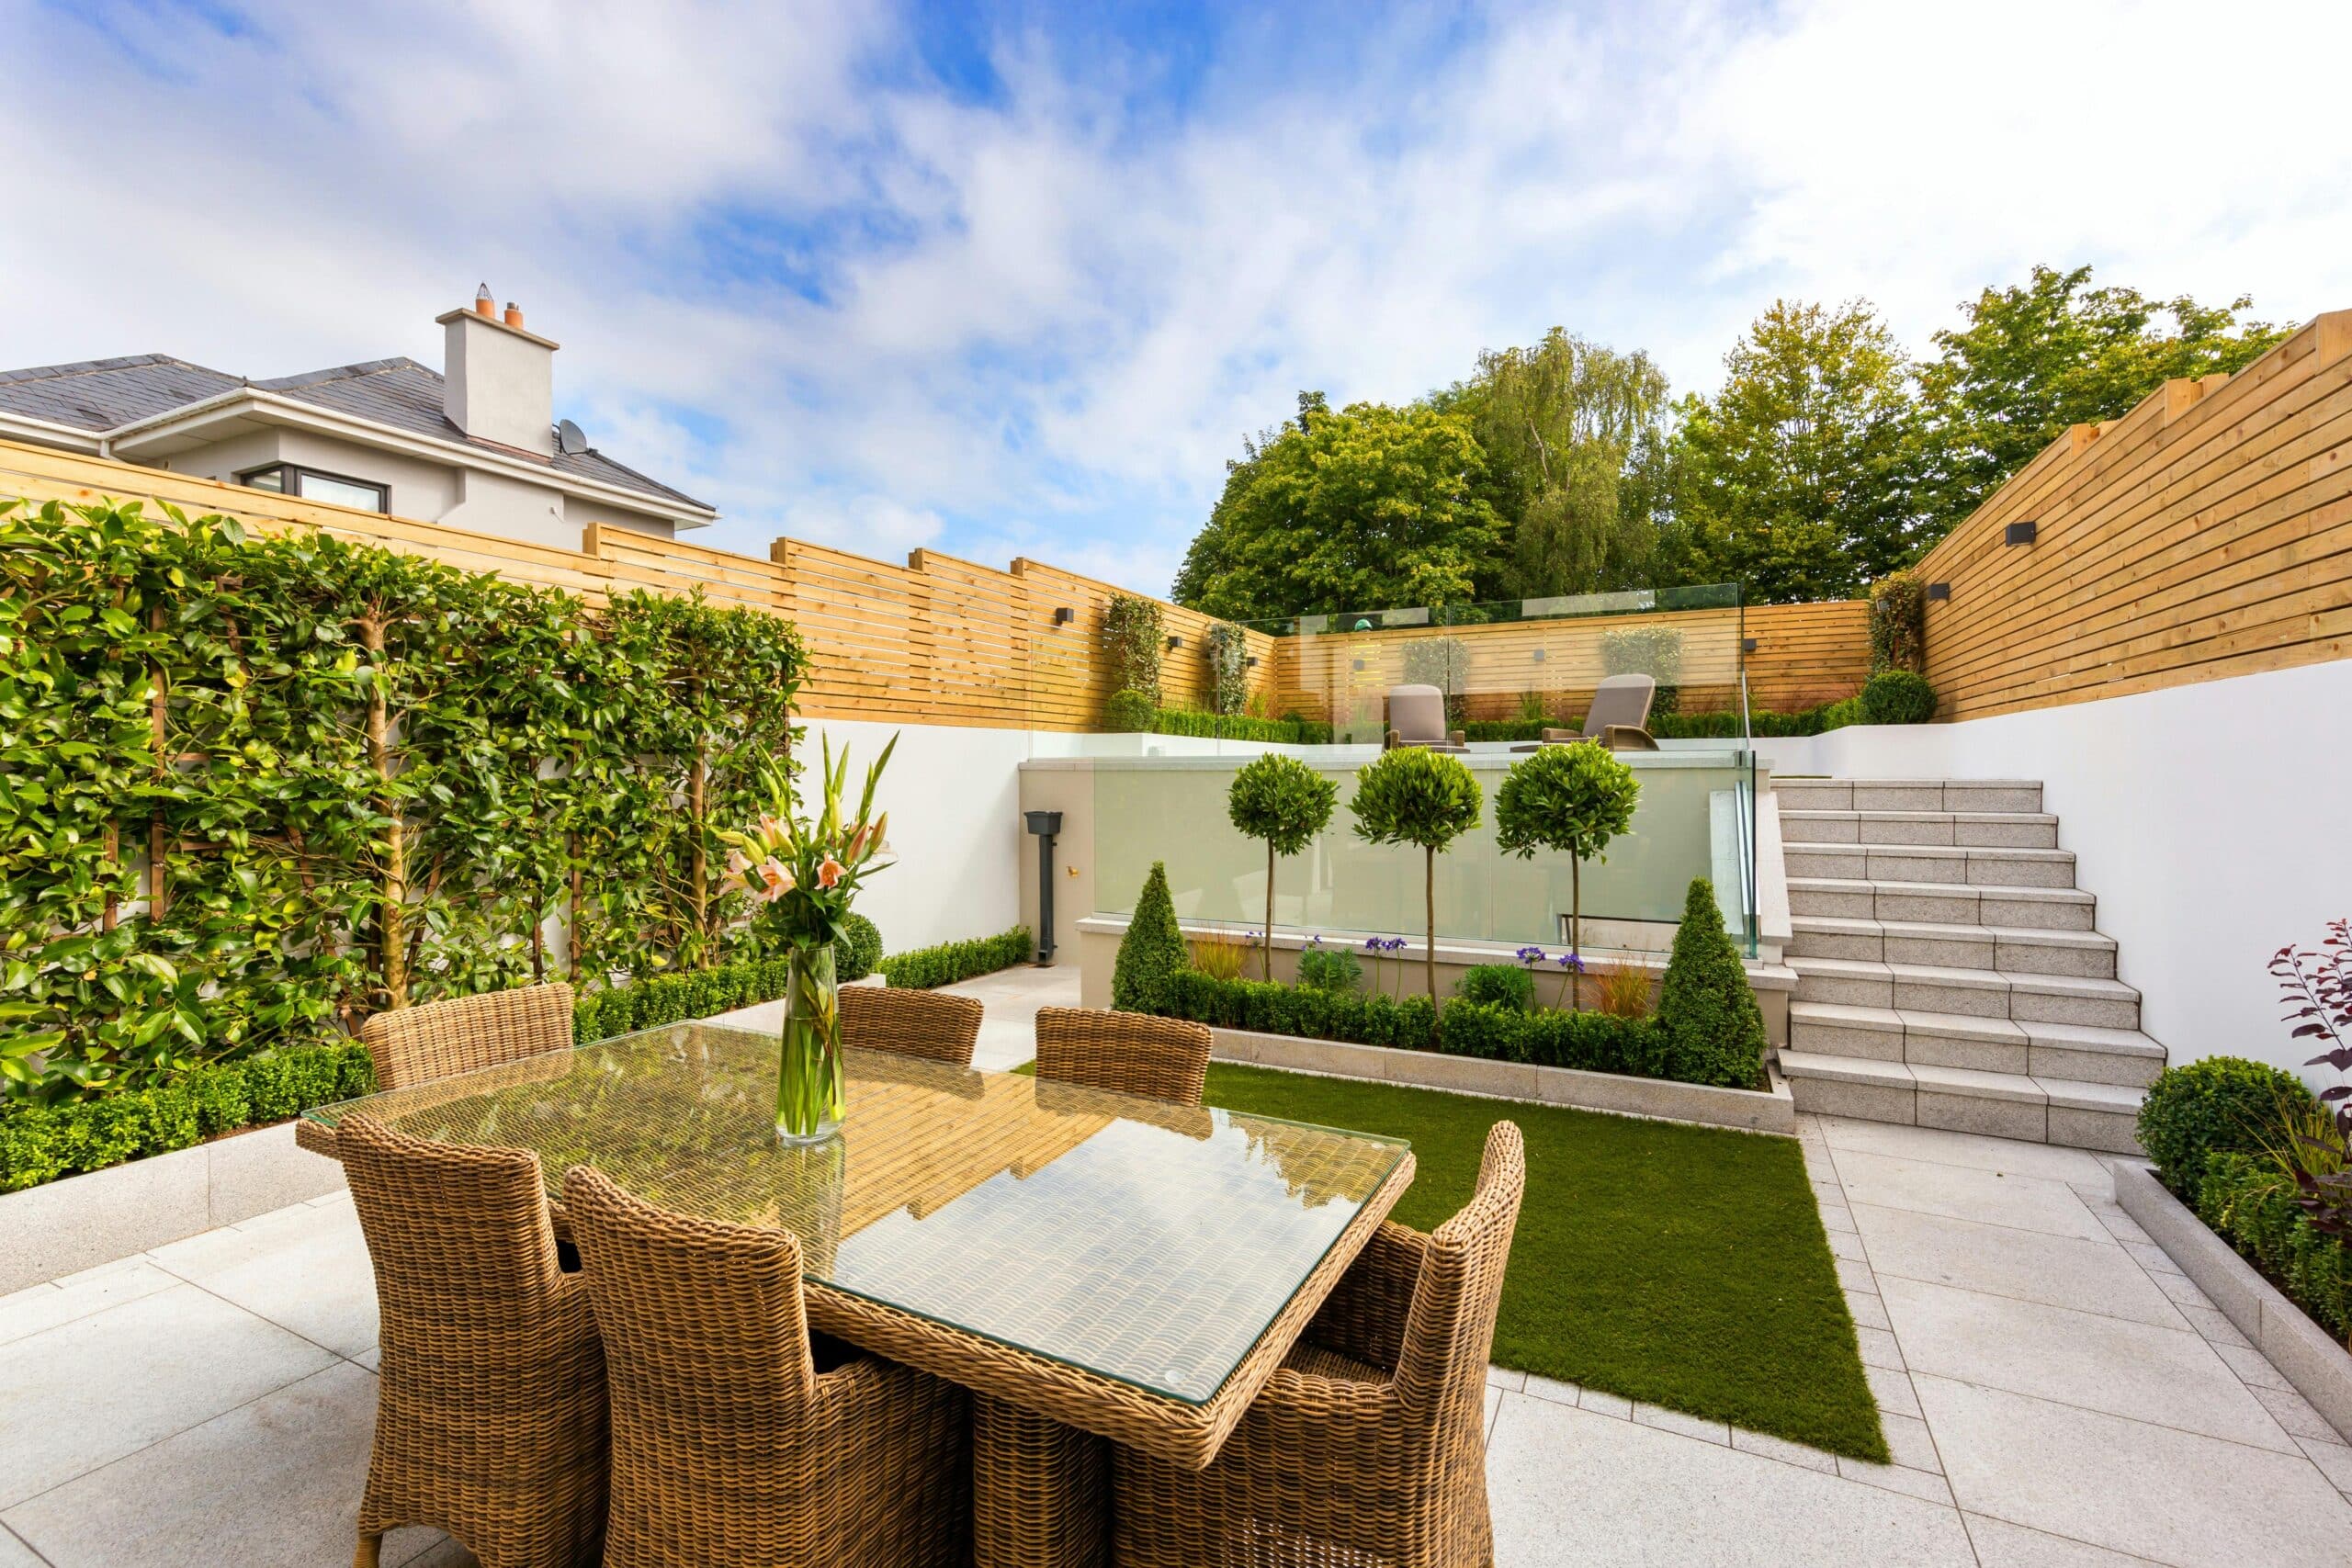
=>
[4,0,2345,593]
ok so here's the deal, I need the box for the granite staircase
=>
[1773,778,2159,1153]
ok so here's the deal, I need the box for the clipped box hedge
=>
[880,927,1035,989]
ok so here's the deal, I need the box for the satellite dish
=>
[556,419,589,455]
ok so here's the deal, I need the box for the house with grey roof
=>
[0,288,715,548]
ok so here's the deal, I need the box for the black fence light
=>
[1052,606,1074,626]
[2005,521,2038,546]
[1928,582,1951,602]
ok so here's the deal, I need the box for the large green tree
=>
[1443,328,1671,598]
[1174,395,1505,621]
[1662,299,1923,603]
[1912,265,2289,536]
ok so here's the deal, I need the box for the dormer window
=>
[239,463,389,513]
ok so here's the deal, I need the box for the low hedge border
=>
[2197,1152,2352,1344]
[1150,708,1336,745]
[1463,702,1875,743]
[0,1042,374,1194]
[880,926,1035,989]
[574,953,801,1043]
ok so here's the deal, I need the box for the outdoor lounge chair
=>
[562,1165,971,1568]
[1034,1005,1213,1106]
[1509,672,1661,752]
[343,1115,607,1568]
[1382,683,1468,752]
[361,980,574,1091]
[842,984,984,1067]
[1112,1120,1527,1568]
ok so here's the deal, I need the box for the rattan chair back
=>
[842,984,983,1066]
[362,980,574,1091]
[1034,1006,1213,1106]
[340,1113,606,1568]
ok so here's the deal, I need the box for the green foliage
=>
[1349,748,1483,853]
[1914,265,2290,538]
[1205,623,1250,716]
[1160,969,1438,1051]
[1869,570,1928,674]
[1653,878,1767,1089]
[1112,863,1189,1013]
[1101,595,1164,707]
[1295,943,1363,995]
[1173,397,1506,620]
[573,951,797,1043]
[1102,689,1156,733]
[1495,743,1641,866]
[1227,755,1337,857]
[1599,626,1683,716]
[1148,707,1333,745]
[1659,300,1925,604]
[1446,327,1671,599]
[834,912,883,984]
[0,1042,372,1193]
[2137,1056,2313,1199]
[0,497,806,1107]
[1458,964,1535,1011]
[875,926,1033,990]
[1860,671,1938,725]
[2198,1152,2352,1343]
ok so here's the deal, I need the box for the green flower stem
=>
[775,944,843,1141]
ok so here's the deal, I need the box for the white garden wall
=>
[1755,658,2352,1082]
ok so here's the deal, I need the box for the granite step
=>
[1782,842,2078,890]
[1787,915,2117,977]
[1786,876,2098,931]
[1774,779,2044,815]
[1781,809,2061,850]
[1789,956,2141,1029]
[1786,1002,2165,1087]
[1778,1049,2144,1153]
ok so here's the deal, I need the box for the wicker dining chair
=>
[561,1165,972,1568]
[842,983,984,1067]
[1033,1005,1213,1107]
[340,1115,607,1568]
[1112,1120,1528,1568]
[361,980,575,1091]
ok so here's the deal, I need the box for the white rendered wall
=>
[1755,658,2352,1083]
[792,717,1030,956]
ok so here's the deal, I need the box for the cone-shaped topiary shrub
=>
[1114,861,1190,1013]
[1654,877,1767,1089]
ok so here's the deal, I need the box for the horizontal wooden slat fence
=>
[0,435,1875,731]
[1916,310,2352,721]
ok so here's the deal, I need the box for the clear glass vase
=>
[775,943,843,1145]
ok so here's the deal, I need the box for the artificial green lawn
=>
[1200,1062,1887,1461]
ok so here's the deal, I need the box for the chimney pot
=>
[474,282,495,318]
[503,302,524,329]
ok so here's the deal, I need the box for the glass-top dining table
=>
[299,1020,1417,1565]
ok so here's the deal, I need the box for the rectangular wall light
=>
[1052,606,1074,625]
[1928,582,1951,601]
[2006,521,2038,546]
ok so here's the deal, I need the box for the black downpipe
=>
[1024,810,1063,964]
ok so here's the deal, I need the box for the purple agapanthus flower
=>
[1556,952,1586,973]
[1385,937,1408,953]
[1515,945,1547,966]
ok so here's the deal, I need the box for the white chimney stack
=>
[437,288,558,455]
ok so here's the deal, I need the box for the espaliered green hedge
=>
[879,927,1034,989]
[1,496,807,1107]
[0,1042,374,1192]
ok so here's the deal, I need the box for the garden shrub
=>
[575,953,797,1042]
[0,1042,374,1194]
[1458,964,1535,1011]
[1113,863,1189,1013]
[1206,622,1250,716]
[2198,1152,2352,1342]
[835,912,884,983]
[876,927,1034,990]
[1653,878,1767,1089]
[1295,944,1363,995]
[2136,1056,2312,1199]
[1161,971,1438,1051]
[1869,570,1928,674]
[1103,689,1156,733]
[1860,670,1938,725]
[1152,707,1333,744]
[1102,594,1164,705]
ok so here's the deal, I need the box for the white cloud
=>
[3,0,2345,594]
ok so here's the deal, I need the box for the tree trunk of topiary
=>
[1425,844,1439,1004]
[1264,840,1276,983]
[1570,855,1583,1011]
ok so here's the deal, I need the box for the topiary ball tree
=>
[1495,741,1640,1010]
[1349,748,1482,1004]
[2135,1056,2313,1200]
[1654,877,1768,1089]
[1113,861,1189,1014]
[1860,670,1937,725]
[834,911,884,983]
[1227,754,1339,981]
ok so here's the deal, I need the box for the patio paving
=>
[3,964,2347,1564]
